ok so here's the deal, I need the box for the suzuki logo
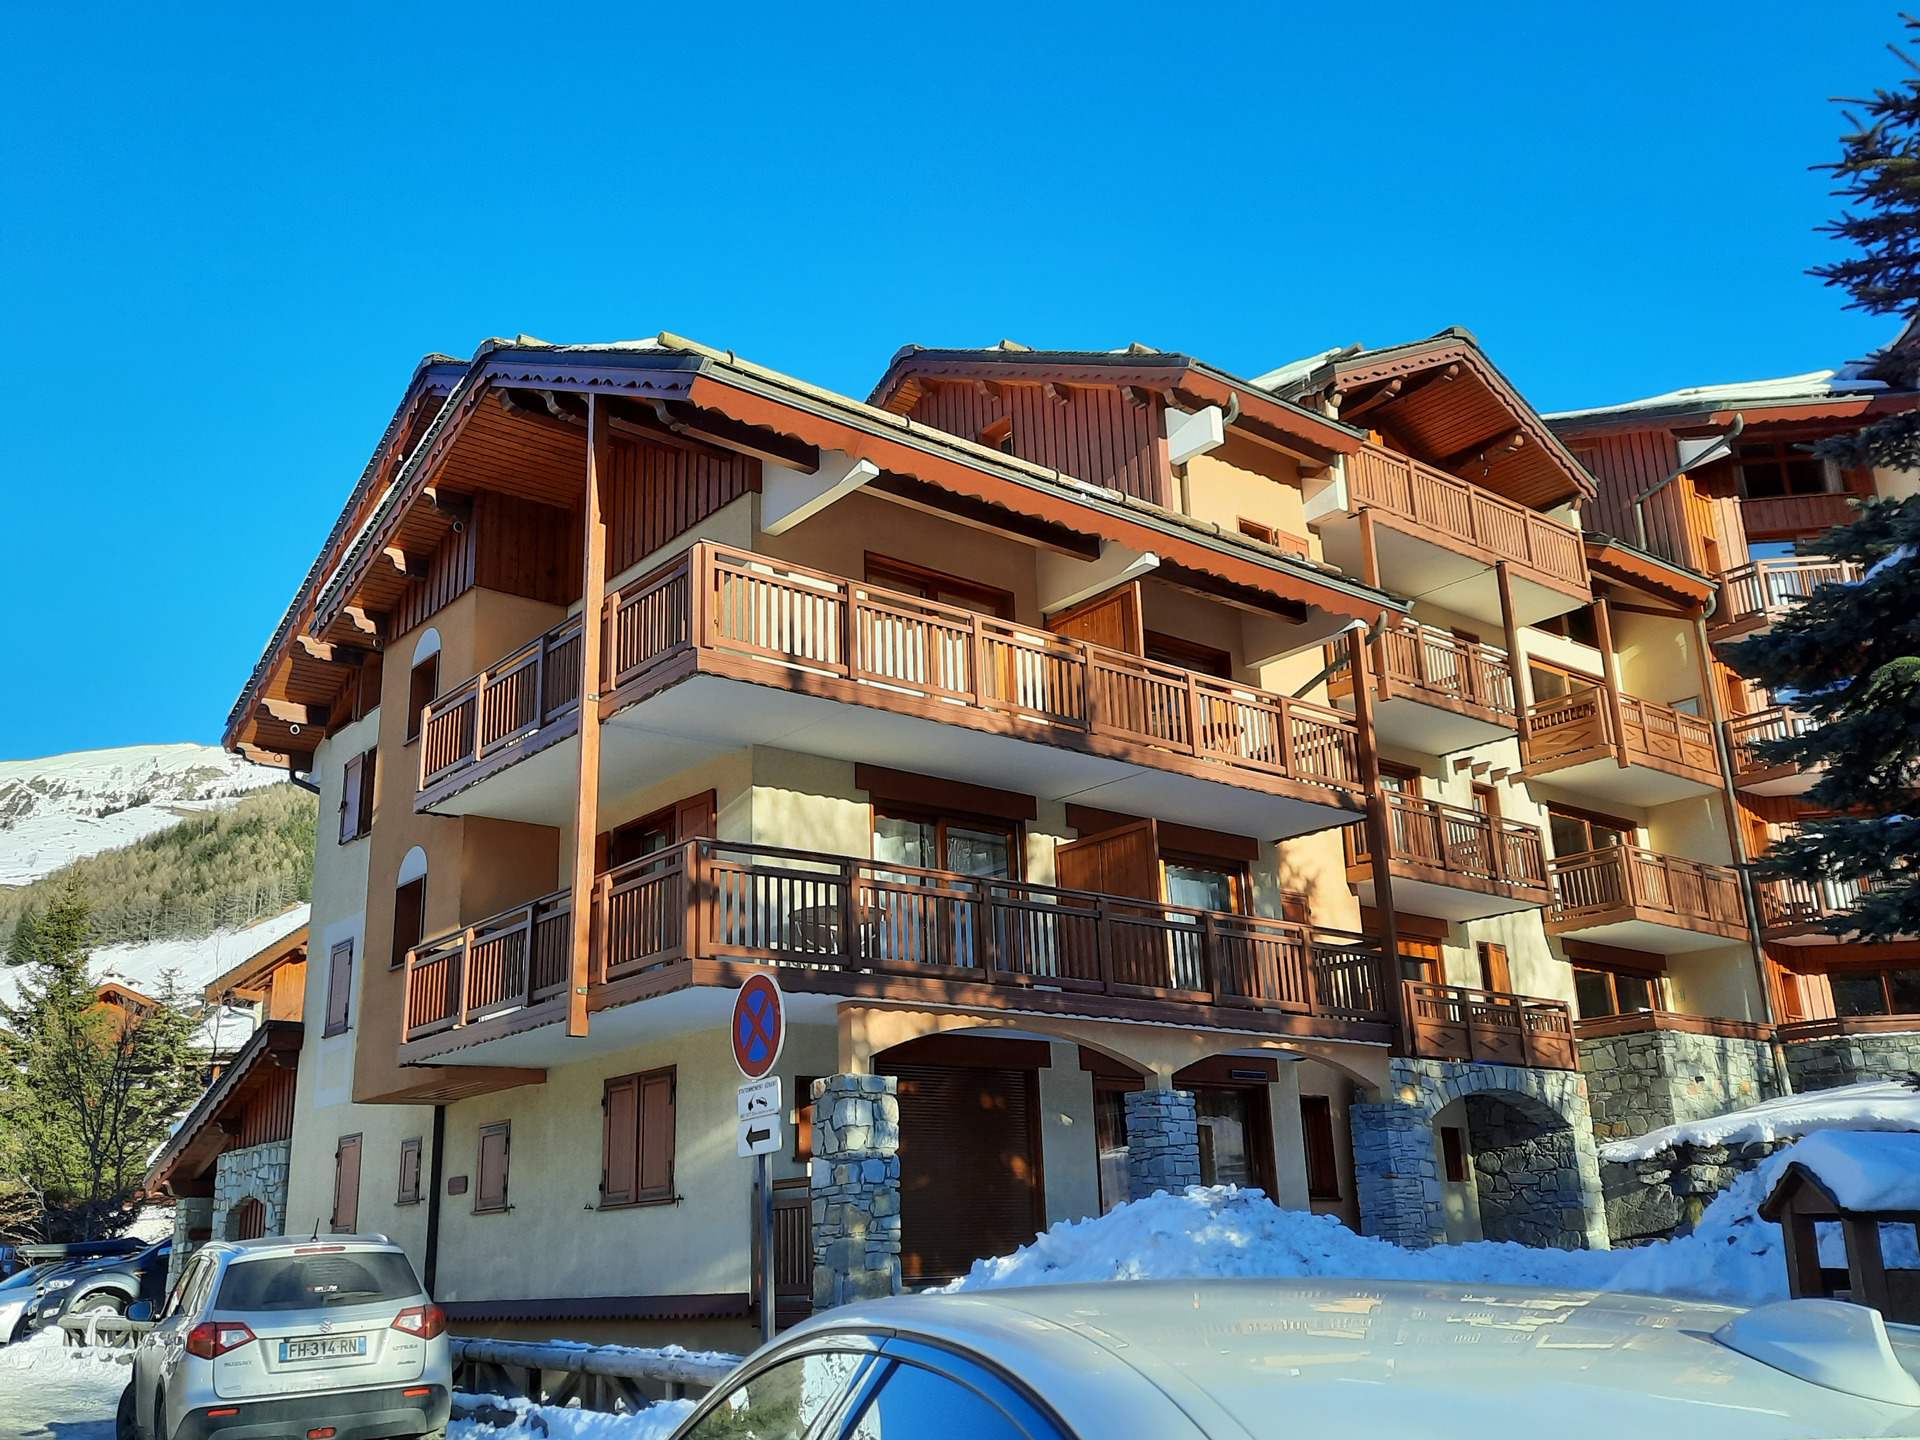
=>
[318,1320,334,1334]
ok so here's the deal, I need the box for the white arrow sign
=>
[737,1114,783,1158]
[737,1075,781,1120]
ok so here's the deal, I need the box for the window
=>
[1573,964,1661,1019]
[331,1134,362,1232]
[865,554,1015,619]
[684,1352,876,1440]
[1532,606,1600,648]
[600,1069,675,1207]
[1547,805,1633,859]
[405,654,439,744]
[1300,1095,1341,1200]
[1161,857,1247,915]
[843,1359,1044,1440]
[1093,1082,1133,1215]
[1830,966,1920,1018]
[1527,658,1603,703]
[1731,437,1832,499]
[1476,941,1512,994]
[323,939,354,1037]
[1440,1126,1468,1184]
[338,749,376,843]
[397,1137,423,1206]
[1193,1086,1272,1191]
[218,1251,422,1311]
[1144,629,1234,679]
[979,417,1014,454]
[390,876,426,971]
[475,1122,511,1214]
[873,808,1018,879]
[1396,937,1443,985]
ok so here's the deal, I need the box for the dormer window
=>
[1731,437,1833,498]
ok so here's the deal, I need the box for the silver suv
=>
[117,1235,450,1440]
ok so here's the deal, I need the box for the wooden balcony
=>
[1521,685,1722,805]
[1403,981,1576,1070]
[1547,845,1749,952]
[1345,794,1549,921]
[1327,615,1516,752]
[1739,492,1858,543]
[419,542,1368,841]
[1725,706,1820,796]
[1777,1013,1920,1044]
[1572,1010,1772,1043]
[1754,875,1874,946]
[1712,557,1861,642]
[1313,443,1589,628]
[398,839,1396,1063]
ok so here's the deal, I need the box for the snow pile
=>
[1597,1079,1920,1163]
[946,1135,1920,1308]
[451,1392,695,1440]
[1775,1129,1920,1211]
[0,1326,130,1437]
[0,743,283,887]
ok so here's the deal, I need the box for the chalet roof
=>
[1758,1129,1920,1218]
[203,922,308,1006]
[1546,368,1901,430]
[1257,328,1597,510]
[1583,533,1716,612]
[144,1020,301,1194]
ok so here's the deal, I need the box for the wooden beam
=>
[649,400,819,473]
[602,399,737,463]
[566,394,610,1040]
[383,545,432,580]
[1043,382,1073,406]
[865,472,1101,560]
[1437,430,1526,473]
[1122,385,1159,410]
[343,606,384,642]
[1496,562,1533,763]
[1591,595,1631,769]
[259,699,329,728]
[1337,376,1403,423]
[296,635,341,664]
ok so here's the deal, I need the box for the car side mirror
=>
[126,1301,155,1323]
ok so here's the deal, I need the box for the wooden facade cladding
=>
[1521,686,1720,789]
[1344,443,1588,593]
[230,1059,297,1149]
[904,380,1168,506]
[1559,426,1745,574]
[399,839,1394,1056]
[1546,845,1750,942]
[1344,794,1549,901]
[1739,491,1861,541]
[1328,614,1516,726]
[143,1021,303,1198]
[605,434,758,574]
[1402,981,1575,1069]
[417,541,1368,814]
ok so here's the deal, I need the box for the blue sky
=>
[0,3,1907,761]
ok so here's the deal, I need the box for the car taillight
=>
[185,1320,256,1359]
[390,1304,446,1340]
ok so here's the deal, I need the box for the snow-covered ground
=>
[0,743,284,887]
[0,1327,131,1440]
[1598,1078,1920,1162]
[450,1392,696,1440]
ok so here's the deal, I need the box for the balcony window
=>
[1162,859,1244,916]
[1731,438,1833,499]
[1573,963,1661,1019]
[1528,659,1603,703]
[1831,967,1920,1017]
[1547,804,1632,858]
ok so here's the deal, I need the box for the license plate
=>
[279,1335,367,1362]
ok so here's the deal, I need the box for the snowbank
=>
[946,1135,1920,1308]
[1597,1078,1920,1163]
[1773,1129,1920,1211]
[451,1392,695,1440]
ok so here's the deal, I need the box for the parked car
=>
[26,1239,171,1332]
[0,1241,146,1342]
[669,1279,1920,1439]
[117,1234,450,1440]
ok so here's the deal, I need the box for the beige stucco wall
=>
[1180,438,1316,559]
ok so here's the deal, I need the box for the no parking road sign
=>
[731,971,785,1080]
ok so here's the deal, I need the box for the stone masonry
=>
[1579,1030,1781,1142]
[165,1196,215,1293]
[809,1075,902,1309]
[1350,1098,1443,1246]
[1463,1093,1587,1248]
[1123,1088,1202,1200]
[211,1139,291,1241]
[1784,1031,1920,1091]
[1604,1138,1792,1245]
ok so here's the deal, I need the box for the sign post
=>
[731,972,785,1345]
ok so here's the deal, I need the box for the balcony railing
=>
[419,542,1367,806]
[1547,845,1748,937]
[1777,1013,1920,1043]
[1347,794,1548,894]
[1345,443,1587,587]
[1725,706,1814,781]
[1754,875,1871,935]
[1403,980,1576,1069]
[1329,615,1517,720]
[1738,492,1857,542]
[401,839,1393,1042]
[1715,556,1861,635]
[1522,686,1718,782]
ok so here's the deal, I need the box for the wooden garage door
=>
[882,1063,1042,1284]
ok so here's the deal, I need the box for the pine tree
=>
[0,880,203,1242]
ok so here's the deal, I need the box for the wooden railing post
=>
[976,876,998,978]
[1182,671,1203,756]
[457,926,477,1026]
[837,853,858,971]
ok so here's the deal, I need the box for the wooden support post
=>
[1348,627,1406,1049]
[567,395,611,1038]
[1357,509,1382,591]
[1495,562,1531,760]
[1592,594,1630,768]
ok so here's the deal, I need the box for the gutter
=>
[1630,416,1744,552]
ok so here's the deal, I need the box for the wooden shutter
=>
[390,878,426,971]
[476,1123,510,1213]
[339,755,364,843]
[324,940,353,1035]
[601,1075,639,1206]
[332,1134,362,1232]
[672,790,717,842]
[406,656,439,743]
[1300,1095,1340,1200]
[358,748,377,831]
[637,1070,675,1201]
[1478,942,1512,994]
[1055,820,1160,900]
[1046,583,1143,655]
[397,1137,422,1205]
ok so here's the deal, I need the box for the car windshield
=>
[216,1251,421,1311]
[0,1265,51,1292]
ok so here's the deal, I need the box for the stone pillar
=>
[809,1075,902,1309]
[166,1196,214,1292]
[1123,1088,1201,1200]
[1350,1099,1444,1247]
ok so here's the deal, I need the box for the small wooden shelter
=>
[1759,1130,1920,1323]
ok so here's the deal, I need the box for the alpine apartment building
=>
[217,325,1889,1346]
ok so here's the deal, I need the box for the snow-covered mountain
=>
[0,743,285,888]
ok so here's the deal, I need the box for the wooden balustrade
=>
[1522,685,1718,780]
[1716,557,1861,633]
[1738,491,1858,541]
[418,618,584,791]
[1368,616,1516,717]
[403,839,1393,1043]
[1547,845,1748,936]
[1725,706,1813,779]
[1345,443,1587,586]
[1347,794,1547,893]
[1754,874,1870,934]
[1403,980,1576,1069]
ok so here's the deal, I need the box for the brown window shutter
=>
[406,656,439,743]
[332,1134,362,1232]
[391,878,426,971]
[1478,942,1512,994]
[476,1123,510,1213]
[339,755,363,843]
[324,940,353,1036]
[1054,819,1160,900]
[672,790,717,843]
[1300,1095,1340,1200]
[1046,583,1144,656]
[601,1076,638,1206]
[359,748,378,832]
[398,1137,422,1204]
[637,1070,675,1201]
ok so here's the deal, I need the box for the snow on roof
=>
[1766,1129,1920,1213]
[1546,369,1888,424]
[1251,346,1348,394]
[1598,1079,1920,1163]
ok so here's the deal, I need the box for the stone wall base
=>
[1601,1138,1792,1245]
[809,1075,902,1309]
[1123,1089,1201,1200]
[1578,1030,1781,1143]
[1784,1032,1920,1091]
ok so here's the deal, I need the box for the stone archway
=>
[224,1196,266,1241]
